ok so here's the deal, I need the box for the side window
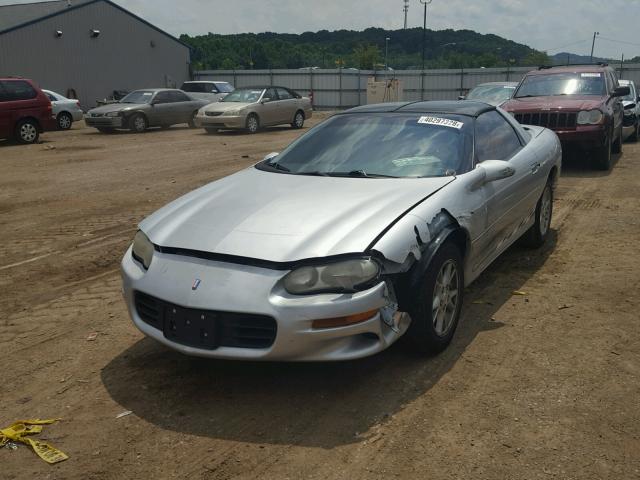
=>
[276,87,293,100]
[47,93,57,102]
[0,80,37,101]
[264,88,278,101]
[153,91,171,104]
[170,91,190,102]
[208,83,219,93]
[475,111,523,162]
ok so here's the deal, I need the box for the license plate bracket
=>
[163,305,217,349]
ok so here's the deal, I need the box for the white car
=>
[43,89,84,130]
[619,79,639,142]
[122,101,562,361]
[180,81,234,103]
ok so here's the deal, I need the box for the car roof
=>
[527,64,612,76]
[341,100,495,117]
[183,80,230,84]
[619,79,633,85]
[473,82,518,87]
[132,88,177,93]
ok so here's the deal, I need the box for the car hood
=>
[502,95,604,112]
[202,102,254,112]
[140,167,454,263]
[88,103,146,114]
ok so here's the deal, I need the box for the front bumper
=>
[194,113,245,129]
[554,125,607,149]
[121,247,408,361]
[84,115,124,128]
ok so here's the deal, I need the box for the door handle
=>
[530,162,541,174]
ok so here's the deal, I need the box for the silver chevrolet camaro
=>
[122,101,561,361]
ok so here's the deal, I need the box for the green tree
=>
[352,44,381,69]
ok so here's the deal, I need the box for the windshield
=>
[515,72,605,98]
[221,88,264,103]
[215,82,234,93]
[468,84,515,103]
[120,90,154,104]
[257,113,473,178]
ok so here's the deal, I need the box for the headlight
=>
[623,108,634,116]
[577,109,603,125]
[283,258,380,294]
[106,111,120,117]
[131,230,154,270]
[223,109,242,116]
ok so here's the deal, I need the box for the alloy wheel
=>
[539,186,552,236]
[20,123,38,142]
[431,259,459,336]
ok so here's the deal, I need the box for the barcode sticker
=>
[581,73,601,77]
[417,116,464,129]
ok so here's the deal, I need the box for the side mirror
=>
[470,160,515,189]
[261,97,272,104]
[458,95,466,100]
[263,152,279,162]
[613,86,630,97]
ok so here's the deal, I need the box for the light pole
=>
[403,0,409,29]
[589,31,599,63]
[419,0,433,72]
[384,37,390,72]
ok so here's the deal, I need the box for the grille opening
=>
[514,111,577,130]
[133,291,277,349]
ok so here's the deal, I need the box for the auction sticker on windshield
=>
[418,116,464,129]
[581,73,601,77]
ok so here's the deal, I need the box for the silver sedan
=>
[85,89,209,133]
[194,86,313,134]
[43,89,84,130]
[122,101,561,361]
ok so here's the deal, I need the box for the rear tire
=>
[246,114,259,134]
[594,130,612,170]
[291,110,305,129]
[15,119,39,144]
[407,242,464,355]
[129,113,147,133]
[522,181,553,248]
[57,112,73,130]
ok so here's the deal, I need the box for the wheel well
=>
[296,109,305,118]
[548,165,558,188]
[57,111,71,118]
[447,227,469,260]
[16,116,41,132]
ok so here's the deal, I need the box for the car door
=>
[258,88,279,126]
[607,71,624,135]
[150,91,174,126]
[474,110,539,262]
[0,82,10,138]
[275,87,297,124]
[169,90,196,124]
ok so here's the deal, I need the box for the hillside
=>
[180,27,550,70]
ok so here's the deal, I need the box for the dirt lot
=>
[1,118,639,480]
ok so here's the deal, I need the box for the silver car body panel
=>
[123,105,562,361]
[43,89,84,122]
[619,80,639,139]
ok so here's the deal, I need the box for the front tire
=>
[612,124,623,154]
[522,181,553,248]
[57,112,73,130]
[129,113,148,133]
[630,121,639,142]
[246,114,259,134]
[188,111,198,129]
[204,127,219,134]
[96,127,115,133]
[408,242,464,354]
[15,119,39,144]
[594,130,612,170]
[291,110,305,129]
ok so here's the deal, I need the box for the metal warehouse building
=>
[0,0,191,107]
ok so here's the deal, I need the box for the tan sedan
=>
[194,86,312,134]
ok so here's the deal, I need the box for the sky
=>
[3,0,640,59]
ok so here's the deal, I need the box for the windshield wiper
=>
[297,170,329,176]
[329,170,399,178]
[267,162,291,172]
[514,94,541,98]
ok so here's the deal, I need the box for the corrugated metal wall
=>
[196,64,640,109]
[0,1,190,109]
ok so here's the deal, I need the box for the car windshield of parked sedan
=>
[258,113,473,178]
[120,90,154,104]
[221,88,264,103]
[215,82,234,93]
[468,85,515,103]
[515,72,605,98]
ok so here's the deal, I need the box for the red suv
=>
[0,78,57,144]
[502,64,629,170]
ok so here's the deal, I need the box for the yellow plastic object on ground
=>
[0,418,68,464]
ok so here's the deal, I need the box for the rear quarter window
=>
[0,80,38,101]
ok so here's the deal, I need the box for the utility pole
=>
[589,31,599,63]
[403,0,409,29]
[385,37,390,72]
[420,0,433,71]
